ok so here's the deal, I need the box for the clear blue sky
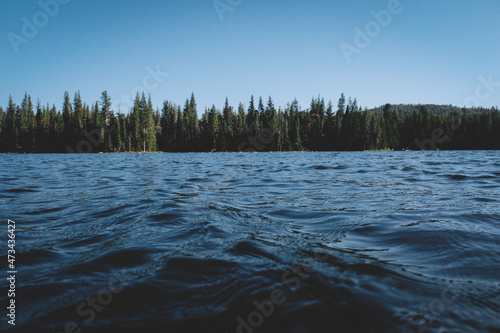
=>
[1,0,499,115]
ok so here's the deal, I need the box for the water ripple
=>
[1,151,499,332]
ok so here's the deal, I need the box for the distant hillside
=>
[370,104,498,117]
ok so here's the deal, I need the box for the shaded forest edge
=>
[0,91,499,153]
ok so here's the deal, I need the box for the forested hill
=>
[370,104,498,117]
[0,91,499,153]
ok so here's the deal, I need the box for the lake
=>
[1,151,499,333]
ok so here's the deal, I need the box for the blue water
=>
[1,151,499,333]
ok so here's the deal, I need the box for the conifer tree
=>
[246,95,258,134]
[19,93,36,152]
[175,107,184,151]
[4,96,18,152]
[208,105,220,151]
[143,94,157,151]
[258,97,265,129]
[237,102,246,138]
[131,94,142,151]
[62,92,73,146]
[73,91,83,133]
[100,91,112,151]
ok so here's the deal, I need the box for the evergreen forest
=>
[0,91,499,153]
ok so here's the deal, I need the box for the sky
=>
[1,0,499,116]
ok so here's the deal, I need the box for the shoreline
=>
[1,149,498,155]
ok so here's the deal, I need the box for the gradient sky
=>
[1,0,499,115]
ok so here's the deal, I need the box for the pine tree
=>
[142,94,157,152]
[222,97,234,150]
[246,95,258,134]
[129,94,140,151]
[208,105,220,151]
[263,96,278,150]
[258,97,265,130]
[382,103,399,149]
[181,93,199,150]
[100,91,112,152]
[323,100,335,150]
[73,91,83,133]
[160,101,178,151]
[53,108,65,152]
[19,93,36,152]
[175,107,184,151]
[72,92,84,149]
[105,112,116,152]
[37,104,47,152]
[4,96,18,152]
[334,94,345,149]
[61,91,73,147]
[82,103,91,130]
[288,99,302,151]
[237,102,246,138]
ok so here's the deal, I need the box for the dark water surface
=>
[1,151,499,333]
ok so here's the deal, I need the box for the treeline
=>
[0,91,499,153]
[371,103,497,117]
